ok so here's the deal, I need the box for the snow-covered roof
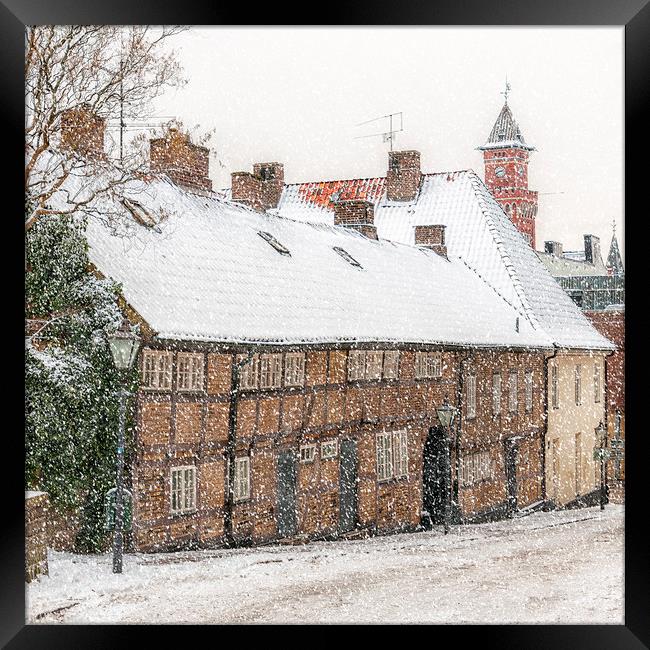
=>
[477,102,535,152]
[74,175,551,349]
[276,171,614,351]
[537,251,607,278]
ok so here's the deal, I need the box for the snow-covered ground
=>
[26,505,624,624]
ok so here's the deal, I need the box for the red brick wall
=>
[133,344,547,551]
[386,150,421,201]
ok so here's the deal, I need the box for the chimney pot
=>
[584,234,602,265]
[544,241,564,257]
[150,127,212,194]
[386,150,421,201]
[333,200,377,239]
[232,162,284,212]
[59,104,106,160]
[414,224,447,259]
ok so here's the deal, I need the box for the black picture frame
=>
[4,1,648,646]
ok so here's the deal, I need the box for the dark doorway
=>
[504,439,519,517]
[277,450,297,538]
[422,426,450,527]
[339,439,358,533]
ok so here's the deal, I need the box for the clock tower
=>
[478,87,538,249]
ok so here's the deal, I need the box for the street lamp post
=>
[106,318,141,574]
[593,420,609,511]
[436,399,457,535]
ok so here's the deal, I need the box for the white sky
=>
[152,27,623,259]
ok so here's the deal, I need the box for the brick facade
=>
[585,309,625,502]
[132,343,547,551]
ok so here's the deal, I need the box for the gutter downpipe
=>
[224,348,256,546]
[542,344,559,508]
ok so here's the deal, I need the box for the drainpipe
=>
[453,350,471,524]
[542,345,559,507]
[224,348,256,546]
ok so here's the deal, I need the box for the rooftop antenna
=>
[501,76,511,105]
[354,112,403,151]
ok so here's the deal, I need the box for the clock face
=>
[495,166,506,178]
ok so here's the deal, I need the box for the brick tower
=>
[478,90,538,249]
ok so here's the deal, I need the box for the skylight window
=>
[258,231,291,256]
[333,246,363,269]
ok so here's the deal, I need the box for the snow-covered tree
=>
[25,214,137,552]
[25,25,187,232]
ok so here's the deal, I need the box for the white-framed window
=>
[461,451,492,486]
[233,457,250,501]
[508,370,518,413]
[348,350,366,381]
[492,372,502,416]
[525,370,533,413]
[284,352,305,387]
[177,352,204,391]
[365,351,384,380]
[383,350,400,379]
[300,444,316,463]
[415,352,442,379]
[466,373,477,420]
[170,465,196,514]
[260,353,283,389]
[321,440,338,460]
[142,349,172,390]
[376,430,408,481]
[240,354,259,390]
[594,363,601,403]
[551,363,559,409]
[575,364,582,406]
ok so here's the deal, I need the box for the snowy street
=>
[27,504,624,624]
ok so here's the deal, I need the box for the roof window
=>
[258,231,291,256]
[333,246,363,269]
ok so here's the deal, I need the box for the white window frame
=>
[594,363,601,403]
[176,352,204,392]
[524,370,534,413]
[348,350,366,381]
[383,350,400,379]
[321,440,338,460]
[260,353,283,389]
[233,457,250,502]
[284,352,305,387]
[466,373,477,420]
[365,351,384,380]
[300,444,316,463]
[492,372,502,416]
[461,451,492,486]
[575,364,582,406]
[508,370,518,413]
[142,349,172,390]
[415,352,443,379]
[170,465,197,514]
[376,430,408,481]
[551,363,559,409]
[240,354,260,390]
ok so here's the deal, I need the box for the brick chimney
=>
[150,128,212,194]
[231,162,284,212]
[584,234,602,265]
[386,150,421,202]
[333,200,378,240]
[414,224,447,259]
[544,241,564,257]
[60,104,106,159]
